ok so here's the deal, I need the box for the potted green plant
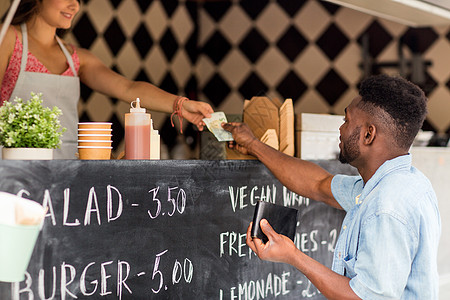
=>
[0,93,66,160]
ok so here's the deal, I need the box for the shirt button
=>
[343,225,347,230]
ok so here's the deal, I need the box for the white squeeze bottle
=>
[125,98,151,159]
[150,120,160,159]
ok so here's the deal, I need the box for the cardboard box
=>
[296,113,343,132]
[229,97,294,159]
[295,113,343,160]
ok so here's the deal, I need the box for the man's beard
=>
[339,126,361,164]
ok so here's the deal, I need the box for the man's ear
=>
[363,125,376,145]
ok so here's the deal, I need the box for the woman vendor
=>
[0,0,213,159]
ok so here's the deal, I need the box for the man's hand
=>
[246,219,299,265]
[222,122,259,155]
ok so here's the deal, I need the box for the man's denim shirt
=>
[331,154,441,299]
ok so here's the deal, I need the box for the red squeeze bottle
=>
[125,98,151,159]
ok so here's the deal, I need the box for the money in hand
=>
[203,112,234,142]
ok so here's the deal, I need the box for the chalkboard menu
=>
[0,160,357,299]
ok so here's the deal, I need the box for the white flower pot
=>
[2,148,53,160]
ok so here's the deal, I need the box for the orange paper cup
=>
[78,129,112,135]
[78,122,112,129]
[77,134,112,141]
[78,146,112,160]
[78,140,112,147]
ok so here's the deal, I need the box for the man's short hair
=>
[358,74,428,150]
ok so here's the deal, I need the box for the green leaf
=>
[0,93,66,148]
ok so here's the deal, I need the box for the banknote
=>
[203,112,234,142]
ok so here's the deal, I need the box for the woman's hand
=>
[181,100,213,131]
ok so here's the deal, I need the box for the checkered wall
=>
[67,0,450,157]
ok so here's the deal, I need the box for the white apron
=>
[7,23,80,159]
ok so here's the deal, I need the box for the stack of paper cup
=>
[77,122,113,160]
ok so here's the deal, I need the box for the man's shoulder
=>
[366,167,438,227]
[377,165,434,199]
